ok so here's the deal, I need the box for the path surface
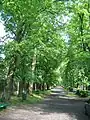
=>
[0,87,89,120]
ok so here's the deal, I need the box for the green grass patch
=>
[10,90,51,106]
[10,95,41,106]
[66,92,78,97]
[66,91,90,98]
[33,90,51,97]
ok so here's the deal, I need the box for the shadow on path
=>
[34,87,89,120]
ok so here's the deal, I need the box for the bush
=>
[67,86,73,92]
[33,90,40,94]
[87,85,90,90]
[69,87,73,92]
[76,90,88,97]
[79,90,88,97]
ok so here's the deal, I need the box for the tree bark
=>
[31,49,36,92]
[33,83,36,91]
[42,82,45,91]
[46,83,50,90]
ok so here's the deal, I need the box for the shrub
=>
[33,90,40,94]
[68,86,73,92]
[76,90,88,97]
[87,85,90,90]
[79,90,88,97]
[69,87,73,92]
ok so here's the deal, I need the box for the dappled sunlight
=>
[0,87,89,120]
[0,0,90,120]
[0,105,79,120]
[0,106,81,120]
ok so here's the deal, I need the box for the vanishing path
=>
[0,87,89,120]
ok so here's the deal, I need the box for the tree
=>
[62,0,90,89]
[1,0,67,99]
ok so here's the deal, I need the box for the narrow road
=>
[0,87,89,120]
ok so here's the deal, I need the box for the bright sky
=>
[0,22,5,58]
[0,22,6,37]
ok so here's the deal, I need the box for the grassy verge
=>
[66,92,78,97]
[10,90,51,106]
[66,91,90,98]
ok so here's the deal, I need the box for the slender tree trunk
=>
[8,73,14,96]
[33,83,36,91]
[17,82,19,96]
[78,13,85,51]
[46,83,50,90]
[18,81,23,96]
[3,55,17,100]
[26,82,30,94]
[39,84,42,91]
[42,82,45,91]
[31,49,36,93]
[36,83,39,90]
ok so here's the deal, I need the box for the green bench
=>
[0,103,8,110]
[0,97,8,110]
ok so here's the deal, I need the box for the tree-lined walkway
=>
[0,87,89,120]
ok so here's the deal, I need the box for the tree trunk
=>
[31,49,36,92]
[18,81,23,96]
[33,83,36,91]
[39,84,42,91]
[42,83,45,91]
[4,55,17,100]
[36,83,39,90]
[3,22,26,100]
[26,82,30,94]
[17,82,19,96]
[29,83,33,95]
[46,83,50,90]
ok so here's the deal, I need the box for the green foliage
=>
[11,90,51,105]
[76,89,88,97]
[76,89,80,96]
[1,0,67,91]
[61,0,90,90]
[0,50,7,91]
[10,95,41,105]
[1,0,90,102]
[68,87,73,92]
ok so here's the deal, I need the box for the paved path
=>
[0,87,89,120]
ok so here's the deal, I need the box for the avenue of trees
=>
[0,0,90,100]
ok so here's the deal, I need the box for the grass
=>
[33,90,51,97]
[66,90,90,99]
[10,90,51,106]
[66,92,78,97]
